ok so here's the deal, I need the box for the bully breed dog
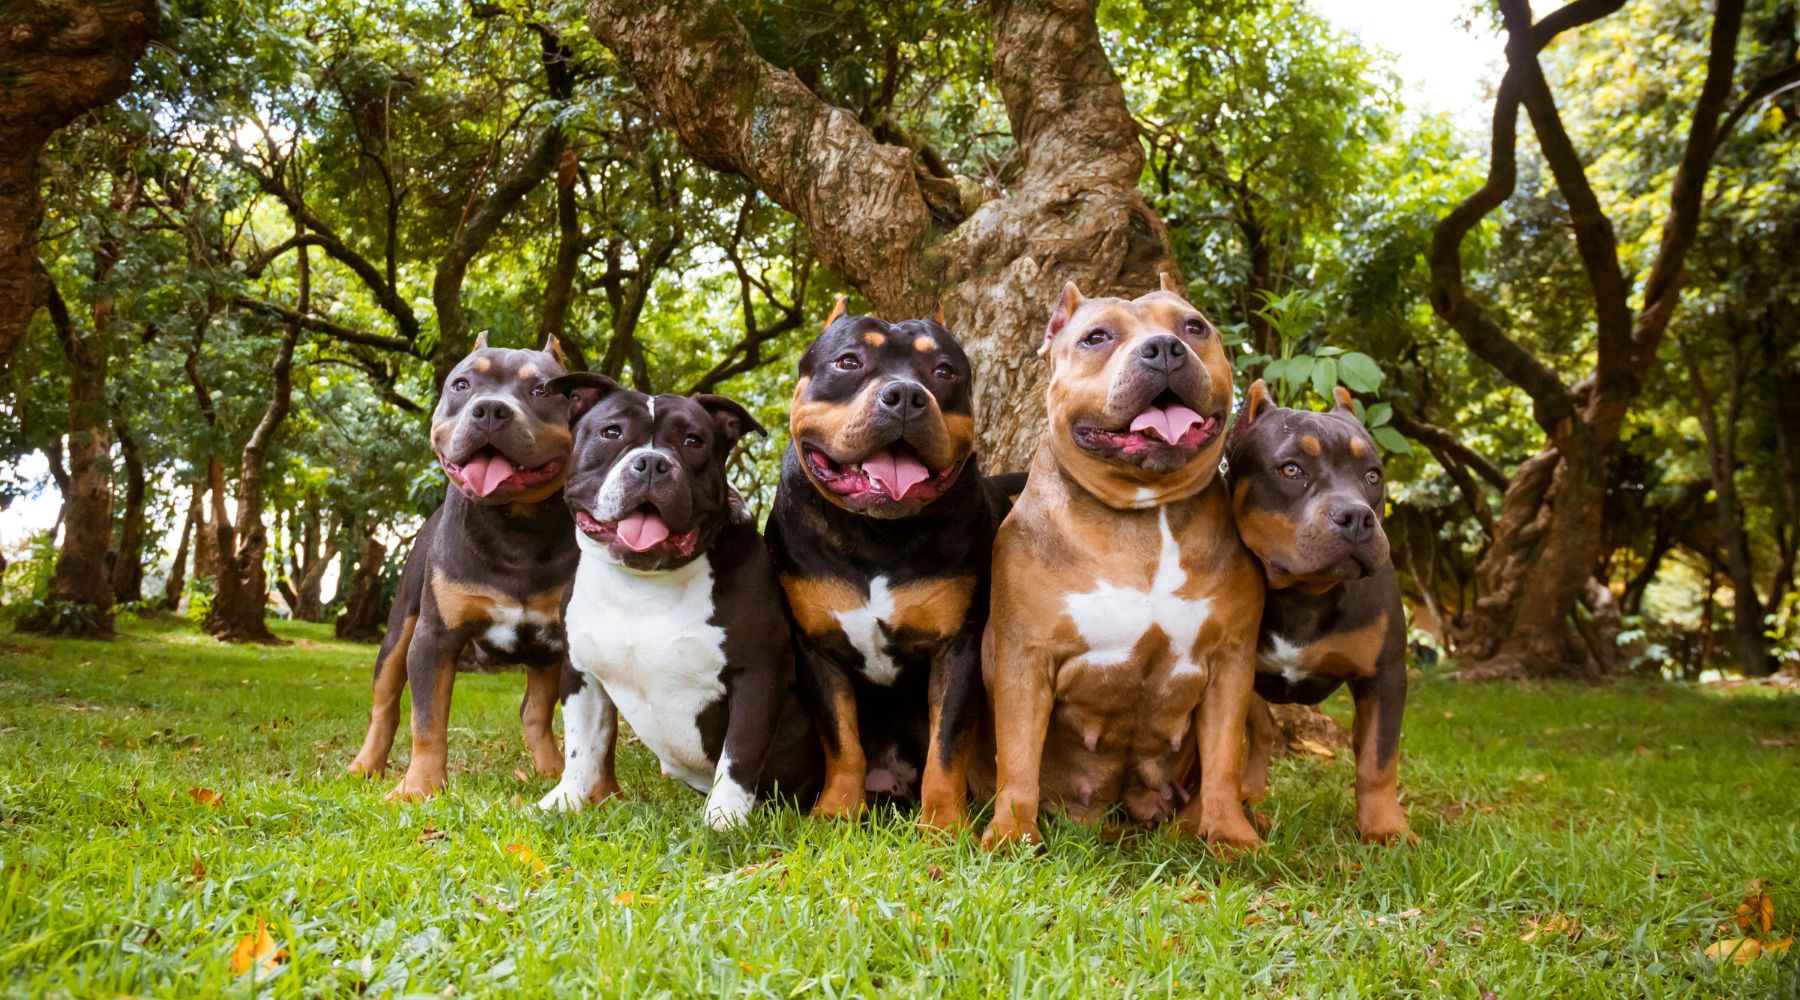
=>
[348,334,577,800]
[537,374,821,829]
[980,275,1264,850]
[1227,380,1409,843]
[766,298,1008,831]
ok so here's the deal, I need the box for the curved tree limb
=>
[586,0,935,313]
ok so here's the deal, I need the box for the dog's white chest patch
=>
[1257,634,1310,685]
[1063,510,1212,678]
[565,543,727,791]
[837,576,902,686]
[479,601,558,652]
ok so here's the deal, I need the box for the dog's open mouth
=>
[1074,392,1222,457]
[575,506,700,557]
[442,446,562,499]
[803,442,962,504]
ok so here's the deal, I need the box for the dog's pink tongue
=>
[1130,403,1205,444]
[462,452,517,497]
[616,510,670,552]
[861,449,931,498]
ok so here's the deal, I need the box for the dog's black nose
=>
[468,398,514,433]
[877,380,930,418]
[1136,334,1187,372]
[1330,502,1377,543]
[630,452,673,479]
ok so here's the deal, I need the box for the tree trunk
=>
[204,327,295,643]
[0,0,156,370]
[1452,441,1612,679]
[1426,0,1750,679]
[282,497,337,622]
[334,516,389,642]
[161,482,201,610]
[109,410,147,605]
[24,285,114,636]
[587,0,1176,475]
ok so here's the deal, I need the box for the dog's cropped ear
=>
[541,333,570,369]
[546,371,620,421]
[1158,272,1188,301]
[693,394,767,454]
[1333,385,1356,414]
[932,300,947,327]
[824,295,849,330]
[472,330,490,351]
[1240,378,1275,429]
[1041,281,1085,356]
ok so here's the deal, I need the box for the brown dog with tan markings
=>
[979,276,1264,850]
[1228,380,1409,843]
[347,334,579,800]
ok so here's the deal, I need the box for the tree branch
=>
[1388,408,1509,490]
[235,296,414,353]
[586,0,934,314]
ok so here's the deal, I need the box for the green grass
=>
[1,616,1796,998]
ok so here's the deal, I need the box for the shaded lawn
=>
[0,615,1796,997]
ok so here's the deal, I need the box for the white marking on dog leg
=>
[538,681,612,812]
[704,752,755,831]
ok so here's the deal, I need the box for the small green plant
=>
[183,575,216,626]
[1239,289,1410,453]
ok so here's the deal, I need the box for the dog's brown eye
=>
[451,377,470,392]
[1280,462,1302,479]
[1080,328,1112,348]
[1183,318,1210,339]
[1365,469,1382,486]
[932,362,957,381]
[601,425,623,440]
[684,433,703,449]
[833,354,862,371]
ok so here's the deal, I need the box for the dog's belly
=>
[1044,654,1208,823]
[1043,510,1217,822]
[566,554,728,793]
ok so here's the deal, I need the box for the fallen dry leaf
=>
[512,768,531,783]
[187,788,222,809]
[1735,892,1774,935]
[1633,745,1652,756]
[504,843,547,873]
[1704,935,1793,965]
[1292,738,1336,759]
[228,917,285,976]
[1521,914,1579,943]
[416,827,447,844]
[610,891,658,907]
[189,855,205,883]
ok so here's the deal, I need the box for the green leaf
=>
[1364,401,1393,427]
[1372,425,1412,454]
[1337,352,1384,393]
[1315,345,1346,357]
[1310,356,1338,403]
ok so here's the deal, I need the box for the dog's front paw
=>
[705,779,755,832]
[538,781,589,813]
[979,813,1042,852]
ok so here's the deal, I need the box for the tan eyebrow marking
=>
[914,336,937,353]
[1299,435,1322,456]
[473,358,491,373]
[518,364,537,380]
[862,332,886,347]
[1349,438,1368,457]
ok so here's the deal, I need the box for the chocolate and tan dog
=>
[766,299,1010,830]
[979,276,1263,850]
[1228,380,1409,842]
[347,334,577,800]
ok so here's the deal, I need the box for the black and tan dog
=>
[980,276,1263,850]
[347,334,577,800]
[1228,380,1408,842]
[766,298,1009,830]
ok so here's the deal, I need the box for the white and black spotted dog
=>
[536,373,820,829]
